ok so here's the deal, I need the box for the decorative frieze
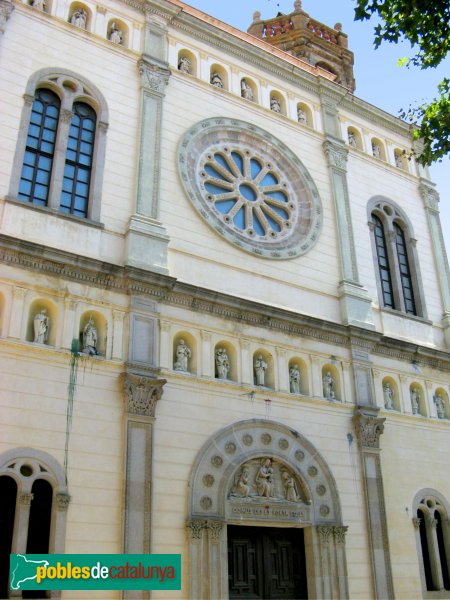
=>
[122,373,166,417]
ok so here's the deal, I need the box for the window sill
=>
[5,196,104,230]
[380,307,432,325]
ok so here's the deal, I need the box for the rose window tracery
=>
[178,118,322,259]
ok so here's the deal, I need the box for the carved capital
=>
[23,93,35,107]
[317,525,334,545]
[98,121,109,133]
[240,340,250,351]
[55,493,71,511]
[60,109,74,125]
[323,140,348,171]
[187,519,208,540]
[353,408,385,449]
[0,0,14,34]
[412,517,421,529]
[419,183,440,212]
[13,286,27,300]
[64,297,77,310]
[122,373,166,417]
[367,221,376,232]
[112,310,125,322]
[207,520,224,540]
[159,320,171,333]
[19,492,33,506]
[201,330,211,342]
[138,60,170,95]
[428,517,438,529]
[334,525,348,544]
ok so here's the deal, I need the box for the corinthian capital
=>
[419,181,440,212]
[122,373,166,417]
[323,140,348,171]
[353,407,385,449]
[138,60,170,95]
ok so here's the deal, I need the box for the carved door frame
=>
[187,419,349,599]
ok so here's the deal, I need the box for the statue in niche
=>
[70,8,87,28]
[395,153,404,168]
[32,0,45,11]
[436,393,445,419]
[254,354,268,386]
[323,371,336,399]
[289,364,301,394]
[348,131,357,148]
[410,386,420,414]
[383,383,394,409]
[255,458,273,497]
[240,79,254,101]
[33,309,50,344]
[215,348,230,380]
[178,56,191,74]
[235,467,250,497]
[270,97,281,113]
[297,107,307,124]
[82,315,98,355]
[372,141,381,159]
[210,72,223,88]
[109,22,123,44]
[174,339,191,372]
[281,470,298,502]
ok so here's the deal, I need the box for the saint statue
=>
[270,97,281,113]
[70,8,87,29]
[210,72,223,88]
[33,309,49,344]
[410,387,420,414]
[383,383,394,409]
[436,393,445,419]
[109,22,123,44]
[323,371,336,399]
[178,56,191,74]
[32,0,46,11]
[254,354,267,386]
[255,458,273,497]
[297,107,307,124]
[82,315,98,355]
[235,467,250,497]
[372,142,381,159]
[240,78,254,101]
[215,348,230,380]
[282,470,298,502]
[348,131,357,148]
[289,364,301,394]
[174,339,191,371]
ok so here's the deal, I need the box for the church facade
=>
[0,0,449,598]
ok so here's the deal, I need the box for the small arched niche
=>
[382,376,400,411]
[27,298,58,346]
[107,18,128,47]
[79,310,107,356]
[68,2,91,30]
[371,137,386,161]
[394,148,408,171]
[347,126,362,150]
[214,341,237,382]
[173,331,197,374]
[269,90,286,116]
[253,349,274,389]
[434,387,449,419]
[321,364,341,402]
[210,64,228,90]
[410,383,426,416]
[240,77,258,103]
[288,357,308,395]
[177,49,197,76]
[296,102,312,127]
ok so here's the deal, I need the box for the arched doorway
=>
[187,419,349,599]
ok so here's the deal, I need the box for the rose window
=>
[178,118,322,259]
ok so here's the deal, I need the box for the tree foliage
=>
[354,0,450,164]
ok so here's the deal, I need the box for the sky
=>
[183,0,450,255]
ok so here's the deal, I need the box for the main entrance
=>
[227,525,308,599]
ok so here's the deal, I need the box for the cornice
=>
[1,233,450,371]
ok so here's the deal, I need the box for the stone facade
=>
[0,1,450,599]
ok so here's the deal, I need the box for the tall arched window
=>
[18,89,61,206]
[373,215,394,309]
[394,222,416,314]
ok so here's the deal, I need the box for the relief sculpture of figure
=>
[383,383,394,409]
[178,56,191,74]
[410,386,420,414]
[109,22,123,44]
[70,8,87,29]
[240,78,254,101]
[174,339,191,372]
[33,309,50,344]
[289,364,301,394]
[215,347,229,380]
[436,393,445,419]
[270,97,281,113]
[235,467,250,498]
[323,371,336,399]
[255,458,273,497]
[372,142,381,159]
[348,131,357,148]
[281,470,298,502]
[210,72,223,88]
[254,354,267,386]
[82,315,98,355]
[297,107,307,124]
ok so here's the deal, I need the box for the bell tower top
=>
[247,1,355,92]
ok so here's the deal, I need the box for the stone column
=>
[121,373,166,600]
[353,406,394,599]
[201,330,212,378]
[350,344,375,407]
[112,310,125,361]
[125,18,171,274]
[420,181,450,349]
[8,286,26,339]
[53,493,71,553]
[240,340,252,385]
[61,298,77,350]
[334,526,349,598]
[310,355,322,397]
[277,348,288,392]
[187,519,226,600]
[426,516,445,591]
[159,320,171,369]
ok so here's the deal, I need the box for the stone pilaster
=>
[187,519,226,600]
[8,286,27,339]
[121,373,166,600]
[353,406,394,599]
[419,180,450,349]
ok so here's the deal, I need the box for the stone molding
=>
[122,373,166,417]
[353,407,385,450]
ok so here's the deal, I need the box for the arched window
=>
[18,89,60,206]
[0,476,17,599]
[368,198,425,317]
[8,68,108,222]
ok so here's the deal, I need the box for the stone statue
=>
[436,393,445,419]
[255,458,273,497]
[281,470,298,502]
[297,107,307,124]
[240,78,254,101]
[210,72,223,88]
[174,339,191,372]
[178,56,191,74]
[395,153,404,168]
[383,383,394,409]
[33,309,49,344]
[270,97,281,113]
[235,467,250,497]
[32,0,45,11]
[410,386,420,414]
[348,131,357,148]
[109,22,123,44]
[215,348,229,380]
[289,364,301,394]
[254,354,267,386]
[82,315,98,355]
[70,8,87,29]
[323,371,336,399]
[372,142,381,159]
